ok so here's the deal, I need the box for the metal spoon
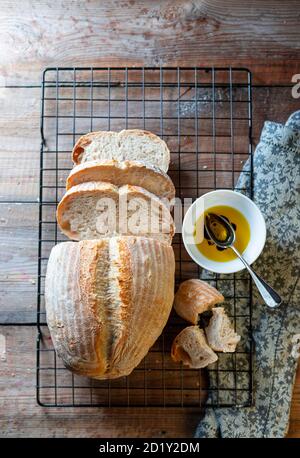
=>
[205,213,282,308]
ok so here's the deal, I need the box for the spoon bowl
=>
[204,211,282,308]
[205,213,236,248]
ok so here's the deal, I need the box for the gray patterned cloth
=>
[195,111,300,438]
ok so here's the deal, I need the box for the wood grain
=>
[1,85,299,203]
[0,204,37,323]
[0,88,40,202]
[0,325,298,437]
[0,1,299,435]
[0,326,203,438]
[0,0,300,85]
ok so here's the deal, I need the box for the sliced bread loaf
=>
[72,129,170,172]
[45,237,175,379]
[57,181,174,243]
[66,159,175,202]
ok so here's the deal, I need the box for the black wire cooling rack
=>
[37,67,253,408]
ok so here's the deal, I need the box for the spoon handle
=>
[230,246,282,308]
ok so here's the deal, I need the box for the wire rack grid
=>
[37,67,253,408]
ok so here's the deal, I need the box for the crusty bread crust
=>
[57,181,175,243]
[72,129,170,172]
[45,240,108,377]
[66,159,175,202]
[174,279,224,324]
[45,237,175,379]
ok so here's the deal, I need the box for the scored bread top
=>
[57,181,175,243]
[72,129,170,172]
[45,237,175,379]
[66,159,175,202]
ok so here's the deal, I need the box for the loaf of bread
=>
[45,237,175,379]
[57,181,175,243]
[171,326,218,369]
[205,307,241,352]
[66,159,175,202]
[174,279,224,324]
[72,129,170,172]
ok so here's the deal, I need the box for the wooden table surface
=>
[0,0,299,438]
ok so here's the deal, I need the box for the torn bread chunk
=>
[205,307,241,353]
[171,326,218,369]
[174,279,224,324]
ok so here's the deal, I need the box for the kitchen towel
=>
[195,111,300,438]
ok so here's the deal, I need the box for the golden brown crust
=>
[107,237,175,377]
[79,240,108,377]
[174,279,224,324]
[46,241,108,377]
[66,159,175,202]
[107,238,133,373]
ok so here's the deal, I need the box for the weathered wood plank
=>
[1,0,300,85]
[1,85,299,204]
[287,422,300,438]
[0,326,203,437]
[0,326,298,437]
[0,87,40,202]
[0,204,37,323]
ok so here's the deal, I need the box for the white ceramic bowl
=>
[182,190,266,274]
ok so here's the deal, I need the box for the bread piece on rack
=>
[72,129,170,172]
[66,159,175,202]
[171,326,218,369]
[57,181,174,243]
[45,237,175,379]
[174,279,224,324]
[205,307,241,353]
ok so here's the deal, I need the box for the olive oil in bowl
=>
[194,205,250,262]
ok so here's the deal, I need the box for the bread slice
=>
[66,159,175,202]
[72,129,170,172]
[45,237,175,379]
[171,326,218,369]
[174,279,224,324]
[57,181,174,243]
[205,307,241,352]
